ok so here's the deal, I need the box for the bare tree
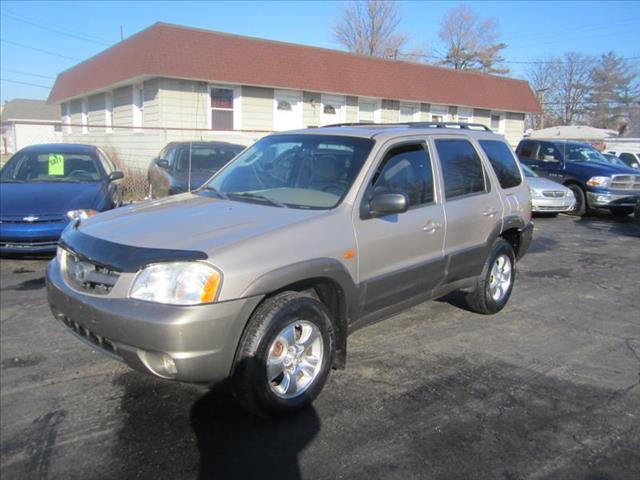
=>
[525,57,559,129]
[333,0,407,57]
[551,52,594,125]
[436,4,508,74]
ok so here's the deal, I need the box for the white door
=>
[274,90,303,131]
[320,94,346,126]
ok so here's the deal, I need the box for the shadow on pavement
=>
[112,370,319,480]
[576,211,640,238]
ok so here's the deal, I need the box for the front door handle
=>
[423,220,443,233]
[482,208,497,217]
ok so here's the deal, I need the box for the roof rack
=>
[321,121,493,132]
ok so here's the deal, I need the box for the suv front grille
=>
[61,249,120,295]
[610,175,640,190]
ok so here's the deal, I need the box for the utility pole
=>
[536,88,549,129]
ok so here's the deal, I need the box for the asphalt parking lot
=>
[1,213,639,480]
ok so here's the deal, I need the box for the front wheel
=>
[231,291,335,417]
[567,184,587,216]
[463,238,516,315]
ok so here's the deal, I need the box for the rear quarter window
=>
[435,139,487,199]
[479,140,522,189]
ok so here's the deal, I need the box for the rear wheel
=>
[231,291,335,417]
[566,184,587,216]
[464,238,516,315]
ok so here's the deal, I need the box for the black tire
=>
[609,207,634,217]
[566,184,587,216]
[231,291,335,417]
[463,238,516,315]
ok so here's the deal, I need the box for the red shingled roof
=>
[48,23,541,113]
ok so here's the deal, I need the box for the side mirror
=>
[109,171,124,181]
[368,192,409,218]
[542,155,557,162]
[156,159,169,169]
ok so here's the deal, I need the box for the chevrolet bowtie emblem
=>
[23,216,39,222]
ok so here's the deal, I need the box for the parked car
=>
[147,141,245,198]
[516,139,640,217]
[47,123,533,416]
[605,150,640,169]
[0,144,124,254]
[521,163,575,215]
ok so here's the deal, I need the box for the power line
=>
[1,12,112,46]
[396,52,640,65]
[0,38,82,61]
[1,69,56,80]
[0,9,116,44]
[1,78,51,89]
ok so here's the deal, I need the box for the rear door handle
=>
[423,220,443,233]
[482,208,497,217]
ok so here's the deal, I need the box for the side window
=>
[435,139,486,199]
[538,142,562,161]
[620,153,635,163]
[518,140,536,158]
[98,150,116,174]
[479,140,522,189]
[371,143,434,206]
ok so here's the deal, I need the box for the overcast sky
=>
[1,0,639,103]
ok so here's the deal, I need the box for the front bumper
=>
[0,221,67,253]
[586,191,640,208]
[46,259,263,384]
[531,197,575,213]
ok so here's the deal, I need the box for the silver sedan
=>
[521,164,576,214]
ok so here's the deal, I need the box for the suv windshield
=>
[201,134,374,209]
[0,151,102,182]
[560,144,610,164]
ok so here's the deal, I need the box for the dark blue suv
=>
[516,139,640,216]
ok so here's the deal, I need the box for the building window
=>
[490,112,505,133]
[277,100,292,111]
[399,102,419,122]
[430,105,449,123]
[81,98,88,134]
[133,84,144,132]
[62,103,71,133]
[323,104,336,115]
[105,92,113,133]
[358,98,379,123]
[211,87,235,130]
[458,107,473,124]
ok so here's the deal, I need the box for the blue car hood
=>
[569,161,638,176]
[0,182,103,217]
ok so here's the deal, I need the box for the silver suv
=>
[47,123,533,416]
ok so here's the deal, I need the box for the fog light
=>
[138,350,178,379]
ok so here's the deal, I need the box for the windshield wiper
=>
[227,192,287,208]
[203,186,228,199]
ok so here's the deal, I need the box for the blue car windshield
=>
[561,144,609,163]
[201,134,374,209]
[0,151,102,182]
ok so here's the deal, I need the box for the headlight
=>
[566,189,575,197]
[586,176,610,187]
[529,187,544,198]
[130,262,221,305]
[67,209,98,221]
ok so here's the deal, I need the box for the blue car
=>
[516,139,640,217]
[0,144,124,254]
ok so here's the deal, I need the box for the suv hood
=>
[78,193,325,253]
